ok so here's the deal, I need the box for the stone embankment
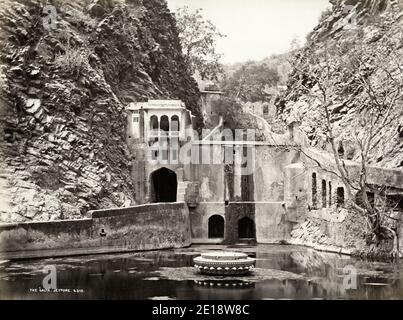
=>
[0,203,191,259]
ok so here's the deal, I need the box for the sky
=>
[167,0,331,64]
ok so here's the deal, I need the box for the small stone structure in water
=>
[193,252,256,275]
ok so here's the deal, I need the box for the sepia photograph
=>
[0,0,403,309]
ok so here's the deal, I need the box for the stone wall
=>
[251,148,303,244]
[287,160,369,254]
[283,162,308,222]
[190,203,225,241]
[255,203,290,243]
[289,207,368,255]
[189,162,225,242]
[288,157,403,257]
[224,202,255,243]
[254,148,300,202]
[189,145,303,244]
[0,203,191,259]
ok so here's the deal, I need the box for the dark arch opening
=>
[150,115,158,130]
[337,187,345,207]
[238,217,255,239]
[355,190,375,208]
[338,141,344,158]
[150,115,159,139]
[322,179,327,208]
[208,215,225,238]
[160,115,169,132]
[312,173,318,209]
[150,168,177,203]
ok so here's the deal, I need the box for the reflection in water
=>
[0,245,402,300]
[194,280,254,288]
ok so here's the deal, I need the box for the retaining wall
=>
[0,203,191,259]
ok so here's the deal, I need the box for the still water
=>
[0,244,402,300]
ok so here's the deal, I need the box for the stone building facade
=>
[126,99,403,251]
[126,99,305,244]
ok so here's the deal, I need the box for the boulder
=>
[87,1,107,18]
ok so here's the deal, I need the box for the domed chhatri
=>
[193,251,256,275]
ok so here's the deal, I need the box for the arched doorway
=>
[160,115,169,132]
[337,187,345,207]
[238,217,255,239]
[312,172,318,208]
[208,215,225,238]
[150,168,177,203]
[150,115,159,137]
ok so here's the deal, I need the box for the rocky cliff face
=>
[279,0,403,259]
[278,0,403,168]
[0,0,201,222]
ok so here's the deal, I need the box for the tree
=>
[289,30,403,258]
[221,61,280,103]
[175,6,225,81]
[210,97,266,141]
[211,97,243,129]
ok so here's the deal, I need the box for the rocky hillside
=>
[278,0,403,168]
[0,0,201,222]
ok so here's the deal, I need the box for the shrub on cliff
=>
[54,46,90,78]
